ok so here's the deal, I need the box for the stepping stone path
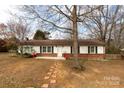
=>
[42,84,49,88]
[44,76,49,80]
[50,80,56,84]
[41,62,59,88]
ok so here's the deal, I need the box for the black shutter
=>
[40,46,42,53]
[52,46,54,53]
[88,46,90,54]
[78,46,80,54]
[71,46,72,54]
[96,46,97,54]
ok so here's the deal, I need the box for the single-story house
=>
[18,39,105,59]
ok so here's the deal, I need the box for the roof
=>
[19,39,105,46]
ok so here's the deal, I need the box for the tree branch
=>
[78,6,102,16]
[26,6,72,31]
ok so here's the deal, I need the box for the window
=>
[43,46,47,52]
[88,46,97,54]
[90,46,95,54]
[42,46,52,53]
[48,46,52,52]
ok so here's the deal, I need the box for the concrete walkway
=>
[36,57,66,60]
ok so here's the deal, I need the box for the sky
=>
[0,0,122,24]
[0,0,122,23]
[0,5,11,23]
[0,5,123,39]
[0,5,19,23]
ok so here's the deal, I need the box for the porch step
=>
[35,57,66,60]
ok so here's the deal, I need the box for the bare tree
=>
[4,14,32,54]
[7,17,31,41]
[83,5,123,51]
[0,23,8,39]
[113,8,124,49]
[17,5,101,69]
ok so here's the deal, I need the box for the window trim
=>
[41,46,53,53]
[88,46,97,54]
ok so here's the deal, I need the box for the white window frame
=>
[89,46,96,54]
[42,46,52,53]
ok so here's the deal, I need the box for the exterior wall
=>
[97,46,105,54]
[37,53,57,57]
[18,45,105,59]
[53,46,58,53]
[62,46,71,53]
[80,46,88,54]
[33,46,40,53]
[63,53,105,59]
[53,46,71,53]
[53,46,71,57]
[80,46,105,54]
[63,46,105,59]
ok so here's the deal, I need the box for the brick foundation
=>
[37,53,57,57]
[63,53,105,59]
[36,53,105,60]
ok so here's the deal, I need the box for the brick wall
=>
[36,53,105,60]
[63,53,105,59]
[37,53,57,57]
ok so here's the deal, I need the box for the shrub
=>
[106,46,120,54]
[23,53,33,58]
[0,39,8,52]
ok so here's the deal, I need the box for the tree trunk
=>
[72,5,82,69]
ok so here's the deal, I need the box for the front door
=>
[57,46,63,57]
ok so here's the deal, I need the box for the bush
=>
[0,39,8,52]
[7,44,18,51]
[23,53,33,58]
[106,46,120,54]
[0,47,8,52]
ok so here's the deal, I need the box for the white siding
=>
[80,46,88,54]
[80,46,105,54]
[97,46,105,54]
[53,46,58,53]
[62,46,71,53]
[33,46,40,53]
[53,46,71,53]
[18,45,105,54]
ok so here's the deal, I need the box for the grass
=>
[55,58,124,88]
[0,53,124,88]
[0,53,56,88]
